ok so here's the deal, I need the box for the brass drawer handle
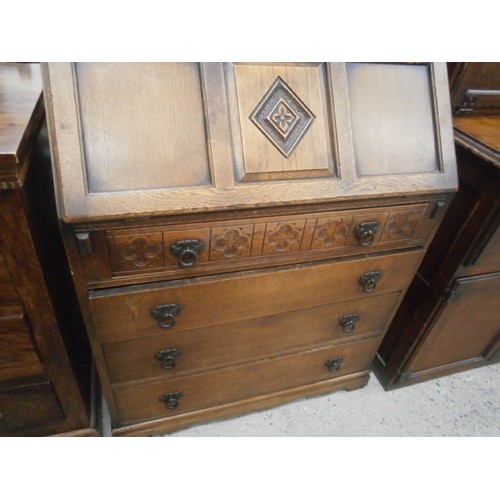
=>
[355,221,380,247]
[155,348,182,370]
[151,304,181,329]
[325,356,344,373]
[359,271,382,293]
[171,239,205,268]
[159,391,183,410]
[339,313,360,333]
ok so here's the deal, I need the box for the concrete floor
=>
[167,363,500,437]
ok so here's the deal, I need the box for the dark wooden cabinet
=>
[375,63,500,389]
[0,63,95,436]
[42,62,458,435]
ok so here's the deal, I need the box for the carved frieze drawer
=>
[113,336,382,425]
[78,202,440,285]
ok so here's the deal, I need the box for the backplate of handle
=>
[355,221,380,246]
[155,348,182,370]
[359,271,382,293]
[170,239,205,268]
[151,303,181,329]
[159,391,183,410]
[339,313,360,333]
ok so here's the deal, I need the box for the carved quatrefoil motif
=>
[250,76,315,158]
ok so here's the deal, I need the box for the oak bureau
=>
[42,63,458,436]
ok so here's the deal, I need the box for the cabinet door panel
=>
[407,273,500,372]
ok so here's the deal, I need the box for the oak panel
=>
[347,63,440,176]
[406,274,500,372]
[0,382,65,435]
[0,314,44,383]
[75,62,211,192]
[227,62,336,181]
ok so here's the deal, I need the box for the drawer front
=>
[114,337,381,424]
[91,250,423,342]
[0,311,45,384]
[103,292,400,385]
[0,382,65,436]
[80,202,438,284]
[0,252,21,307]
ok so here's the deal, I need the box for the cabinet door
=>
[43,63,457,222]
[406,273,500,373]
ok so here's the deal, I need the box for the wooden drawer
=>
[0,252,21,307]
[0,382,65,436]
[103,292,399,385]
[90,250,423,342]
[114,336,381,424]
[80,202,438,285]
[0,310,45,384]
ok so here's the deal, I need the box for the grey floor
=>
[167,363,500,437]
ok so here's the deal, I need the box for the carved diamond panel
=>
[250,77,315,158]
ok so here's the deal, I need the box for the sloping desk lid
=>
[43,62,458,222]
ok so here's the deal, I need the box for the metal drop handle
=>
[339,313,360,333]
[151,304,181,329]
[171,239,205,268]
[359,271,382,293]
[325,356,344,373]
[155,348,182,370]
[160,391,183,410]
[355,221,380,247]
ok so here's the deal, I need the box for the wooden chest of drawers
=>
[0,63,93,436]
[43,62,458,435]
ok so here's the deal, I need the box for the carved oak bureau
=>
[42,63,458,436]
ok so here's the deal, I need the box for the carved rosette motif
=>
[381,211,422,241]
[213,228,251,258]
[267,223,302,251]
[118,237,162,268]
[250,76,315,158]
[314,218,351,247]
